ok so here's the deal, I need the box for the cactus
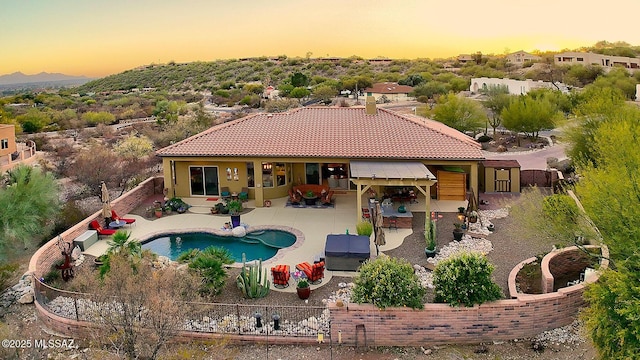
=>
[236,254,270,299]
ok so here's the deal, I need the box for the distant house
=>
[0,124,38,172]
[364,82,414,102]
[505,51,541,66]
[554,51,640,71]
[457,54,474,64]
[469,77,570,95]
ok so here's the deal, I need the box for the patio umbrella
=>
[101,181,112,222]
[373,202,386,255]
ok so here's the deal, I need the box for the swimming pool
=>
[141,230,297,262]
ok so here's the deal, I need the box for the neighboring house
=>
[505,51,541,66]
[156,99,484,220]
[364,82,414,102]
[0,124,38,173]
[554,51,640,71]
[636,84,640,101]
[469,77,570,95]
[0,124,16,158]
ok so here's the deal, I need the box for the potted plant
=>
[425,220,437,258]
[467,210,478,223]
[164,204,172,215]
[453,222,464,241]
[457,206,466,214]
[292,270,310,299]
[154,206,163,218]
[227,200,243,227]
[303,190,317,205]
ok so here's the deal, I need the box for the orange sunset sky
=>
[1,0,639,78]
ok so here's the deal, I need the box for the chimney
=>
[365,96,377,115]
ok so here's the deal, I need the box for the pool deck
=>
[83,192,465,293]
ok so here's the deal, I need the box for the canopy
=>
[101,181,111,218]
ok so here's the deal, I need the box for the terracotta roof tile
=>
[156,107,484,160]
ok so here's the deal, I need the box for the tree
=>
[312,85,337,104]
[81,111,115,126]
[114,135,154,160]
[0,165,60,261]
[566,86,628,166]
[481,84,512,138]
[69,143,124,197]
[351,256,425,309]
[575,114,640,359]
[290,72,309,88]
[411,81,450,100]
[431,93,487,133]
[433,252,502,307]
[72,253,203,360]
[289,87,310,100]
[15,108,50,133]
[398,74,424,87]
[501,94,560,142]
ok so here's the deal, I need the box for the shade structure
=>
[373,202,386,254]
[101,181,111,218]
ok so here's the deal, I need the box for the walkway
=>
[83,192,465,294]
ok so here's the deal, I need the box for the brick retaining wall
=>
[328,289,585,346]
[28,176,163,278]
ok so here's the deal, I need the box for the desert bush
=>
[356,221,373,237]
[433,252,502,307]
[351,256,425,309]
[477,134,492,143]
[0,262,19,291]
[188,246,234,296]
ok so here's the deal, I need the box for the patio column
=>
[253,160,264,207]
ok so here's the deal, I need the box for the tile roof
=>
[156,107,484,160]
[364,82,414,94]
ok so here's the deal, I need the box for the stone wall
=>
[28,176,163,278]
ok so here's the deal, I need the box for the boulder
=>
[232,226,246,237]
[18,292,34,304]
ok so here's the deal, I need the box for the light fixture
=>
[254,312,262,328]
[457,213,465,222]
[272,313,280,330]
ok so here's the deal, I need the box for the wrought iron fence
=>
[34,278,328,339]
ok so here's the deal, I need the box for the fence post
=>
[74,297,79,321]
[236,304,241,335]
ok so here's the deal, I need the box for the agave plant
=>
[236,255,270,299]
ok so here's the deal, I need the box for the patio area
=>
[82,191,466,293]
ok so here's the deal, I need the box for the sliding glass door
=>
[190,166,219,196]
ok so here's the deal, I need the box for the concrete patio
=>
[83,191,466,293]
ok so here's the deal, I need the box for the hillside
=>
[77,57,451,93]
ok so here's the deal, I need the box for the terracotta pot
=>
[296,286,311,300]
[155,210,163,218]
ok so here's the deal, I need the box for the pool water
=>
[141,230,297,262]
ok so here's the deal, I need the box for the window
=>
[577,57,583,62]
[275,162,286,186]
[262,162,273,187]
[247,162,255,187]
[1,139,8,149]
[189,166,219,196]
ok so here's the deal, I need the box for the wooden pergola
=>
[350,161,437,233]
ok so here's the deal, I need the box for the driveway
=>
[483,142,568,170]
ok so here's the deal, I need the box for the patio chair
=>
[111,210,136,226]
[296,261,325,284]
[361,207,371,221]
[320,190,334,205]
[271,264,290,288]
[89,220,116,236]
[388,216,398,231]
[220,187,231,201]
[288,189,302,205]
[238,187,249,202]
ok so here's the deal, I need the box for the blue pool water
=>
[141,230,297,262]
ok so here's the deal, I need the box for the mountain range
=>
[0,71,92,86]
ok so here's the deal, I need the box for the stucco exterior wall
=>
[0,124,17,157]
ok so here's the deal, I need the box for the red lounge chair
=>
[111,210,136,226]
[288,189,302,205]
[296,261,325,284]
[271,264,291,288]
[90,220,116,236]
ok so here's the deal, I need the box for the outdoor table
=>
[109,220,126,229]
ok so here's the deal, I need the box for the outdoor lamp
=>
[254,312,262,328]
[457,213,465,222]
[272,313,280,330]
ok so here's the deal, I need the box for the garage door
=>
[437,170,466,201]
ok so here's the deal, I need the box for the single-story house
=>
[364,82,414,103]
[505,51,541,66]
[156,98,484,223]
[0,124,17,158]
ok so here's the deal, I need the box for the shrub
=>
[477,134,492,143]
[0,263,19,291]
[433,252,503,307]
[188,246,234,296]
[356,221,373,237]
[542,194,580,224]
[351,256,425,309]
